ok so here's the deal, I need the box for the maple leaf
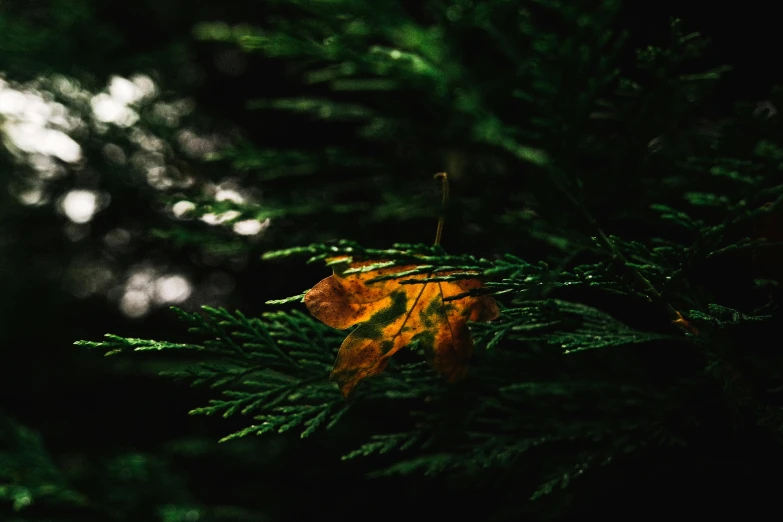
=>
[305,257,500,397]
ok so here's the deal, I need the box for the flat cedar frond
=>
[80,307,346,441]
[470,299,679,355]
[78,305,454,442]
[263,239,690,304]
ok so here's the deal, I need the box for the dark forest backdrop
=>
[3,1,783,521]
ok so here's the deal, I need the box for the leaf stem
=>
[434,172,449,246]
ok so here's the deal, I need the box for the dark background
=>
[2,1,782,520]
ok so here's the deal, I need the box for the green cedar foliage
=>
[78,0,783,512]
[0,411,270,521]
[0,415,87,512]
